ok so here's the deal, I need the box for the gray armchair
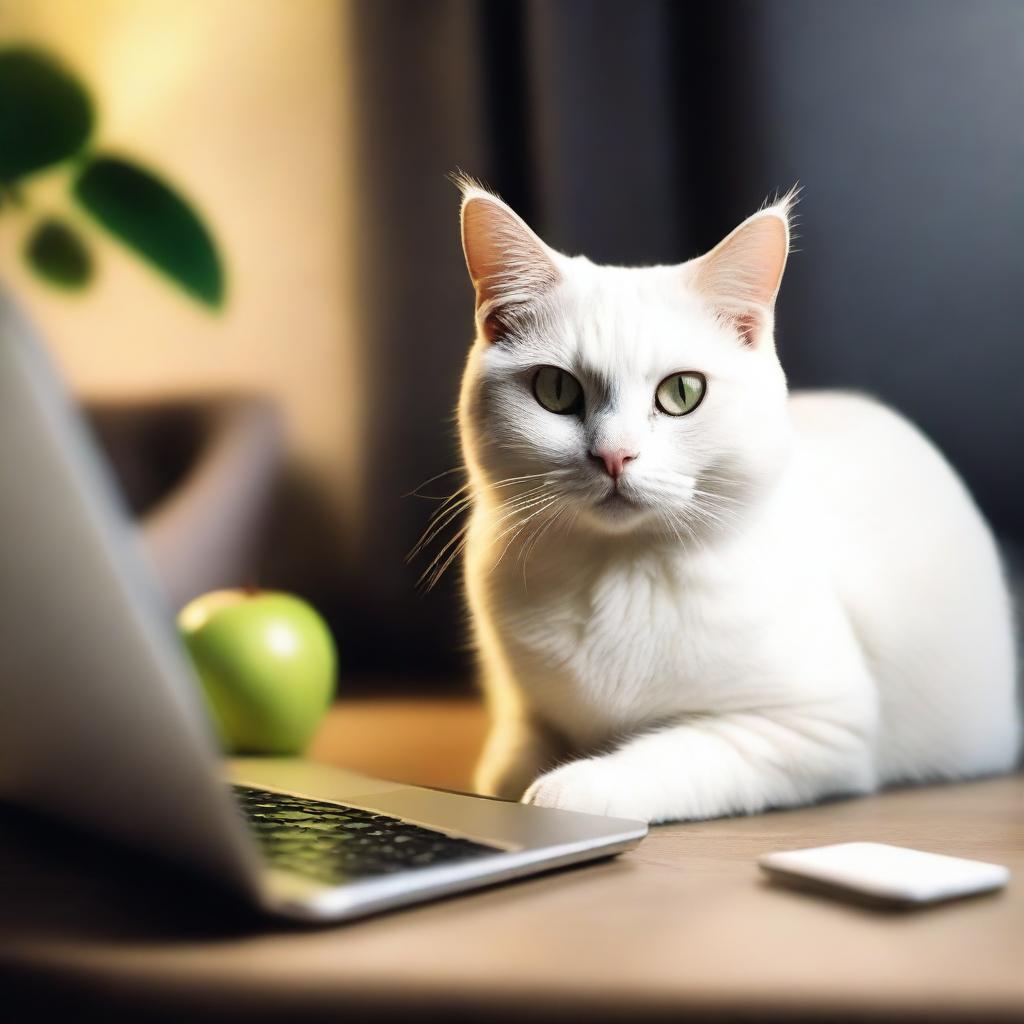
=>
[86,397,283,611]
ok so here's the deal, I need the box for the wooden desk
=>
[2,699,1022,1021]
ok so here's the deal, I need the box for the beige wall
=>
[0,0,363,530]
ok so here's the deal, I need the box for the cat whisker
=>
[690,485,743,503]
[415,478,560,590]
[417,522,469,591]
[490,495,561,571]
[407,494,476,562]
[409,477,557,565]
[403,467,467,500]
[655,508,687,547]
[419,539,468,591]
[475,490,560,562]
[489,493,559,545]
[654,501,719,551]
[489,486,556,522]
[519,499,570,588]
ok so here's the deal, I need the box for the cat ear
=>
[459,179,560,343]
[692,190,796,348]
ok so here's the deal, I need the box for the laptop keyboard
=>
[233,785,503,885]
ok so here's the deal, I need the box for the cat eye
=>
[533,366,583,415]
[655,372,706,416]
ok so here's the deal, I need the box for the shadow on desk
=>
[3,773,1023,1024]
[0,806,644,1024]
[0,806,262,942]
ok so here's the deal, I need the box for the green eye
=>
[533,366,583,415]
[655,372,706,416]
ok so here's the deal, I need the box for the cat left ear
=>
[458,178,560,343]
[692,190,796,348]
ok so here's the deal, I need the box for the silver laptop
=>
[0,291,645,924]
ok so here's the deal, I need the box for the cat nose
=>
[589,447,638,480]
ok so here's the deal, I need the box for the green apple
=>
[178,589,336,755]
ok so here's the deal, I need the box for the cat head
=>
[456,179,797,543]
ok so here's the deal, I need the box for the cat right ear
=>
[458,180,560,342]
[691,189,796,349]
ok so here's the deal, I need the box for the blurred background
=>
[1,0,1022,695]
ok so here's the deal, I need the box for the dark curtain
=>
[325,0,1024,686]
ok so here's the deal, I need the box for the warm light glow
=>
[0,0,367,541]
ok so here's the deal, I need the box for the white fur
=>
[454,184,1020,823]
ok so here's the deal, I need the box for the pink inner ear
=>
[462,199,556,301]
[693,208,790,349]
[734,310,762,347]
[481,307,514,344]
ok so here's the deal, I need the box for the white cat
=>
[453,180,1020,823]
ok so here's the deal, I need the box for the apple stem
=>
[244,579,260,596]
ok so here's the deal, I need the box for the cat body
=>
[454,183,1019,822]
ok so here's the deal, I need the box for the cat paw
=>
[522,758,648,820]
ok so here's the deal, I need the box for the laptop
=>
[0,290,646,924]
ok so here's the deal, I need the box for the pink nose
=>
[590,447,638,480]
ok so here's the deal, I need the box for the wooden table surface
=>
[307,696,489,791]
[2,698,1022,1021]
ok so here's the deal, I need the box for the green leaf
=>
[72,156,225,308]
[24,218,92,290]
[0,48,94,181]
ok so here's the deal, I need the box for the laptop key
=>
[233,784,503,884]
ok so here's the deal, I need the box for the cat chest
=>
[495,561,753,745]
